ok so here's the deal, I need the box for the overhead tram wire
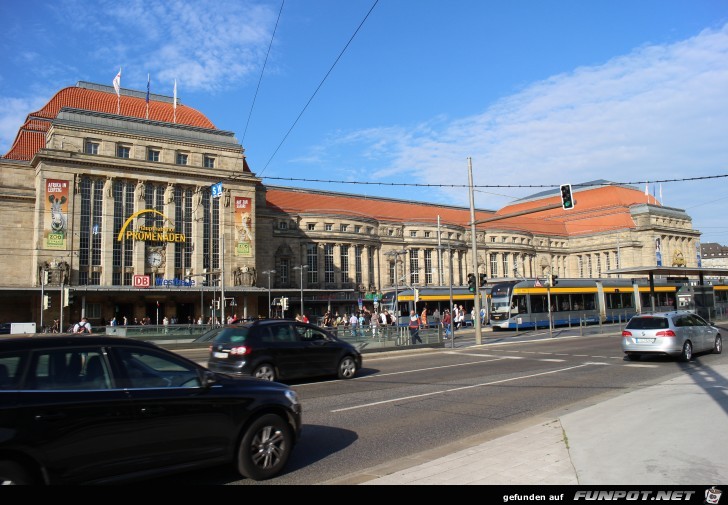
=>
[256,0,380,177]
[241,0,285,147]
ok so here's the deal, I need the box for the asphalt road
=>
[157,327,726,485]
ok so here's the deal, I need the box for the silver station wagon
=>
[621,311,723,361]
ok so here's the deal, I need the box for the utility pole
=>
[467,157,482,345]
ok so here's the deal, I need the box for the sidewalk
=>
[327,361,728,485]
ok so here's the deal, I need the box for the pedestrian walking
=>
[442,309,452,338]
[408,310,422,345]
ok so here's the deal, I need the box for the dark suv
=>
[207,319,362,382]
[0,336,302,484]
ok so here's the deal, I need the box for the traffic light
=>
[281,297,289,311]
[560,184,574,210]
[43,294,51,310]
[67,289,75,305]
[63,287,70,307]
[479,273,487,287]
[414,288,419,303]
[467,273,476,293]
[551,274,559,286]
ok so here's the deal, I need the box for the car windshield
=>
[626,317,669,330]
[212,327,251,345]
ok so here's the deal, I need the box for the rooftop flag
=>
[113,68,121,95]
[113,68,121,114]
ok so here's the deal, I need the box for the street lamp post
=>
[262,270,276,318]
[384,249,407,325]
[293,265,308,317]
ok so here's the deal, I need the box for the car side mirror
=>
[201,370,217,388]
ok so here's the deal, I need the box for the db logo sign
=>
[133,275,151,288]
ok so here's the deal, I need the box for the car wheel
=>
[0,461,33,485]
[236,413,292,481]
[253,363,276,381]
[714,335,723,355]
[680,341,693,362]
[337,355,358,379]
[626,353,640,361]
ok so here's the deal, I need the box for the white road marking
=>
[331,363,594,412]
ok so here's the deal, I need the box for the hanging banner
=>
[45,179,69,249]
[234,197,253,257]
[655,237,662,267]
[696,241,702,268]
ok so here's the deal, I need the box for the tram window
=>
[512,295,527,314]
[531,295,547,313]
[584,294,596,310]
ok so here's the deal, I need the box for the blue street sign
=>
[211,182,223,198]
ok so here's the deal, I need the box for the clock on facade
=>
[147,247,164,268]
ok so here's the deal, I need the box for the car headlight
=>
[284,389,300,406]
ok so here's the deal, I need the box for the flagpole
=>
[146,73,150,120]
[173,79,177,124]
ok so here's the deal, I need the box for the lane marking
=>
[331,363,593,412]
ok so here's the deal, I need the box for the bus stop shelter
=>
[604,266,728,314]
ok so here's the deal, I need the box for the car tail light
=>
[622,330,632,337]
[656,330,676,337]
[230,345,251,356]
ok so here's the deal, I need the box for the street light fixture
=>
[262,270,276,318]
[293,265,308,317]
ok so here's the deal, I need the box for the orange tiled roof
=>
[3,85,216,161]
[490,185,655,237]
[266,184,654,238]
[265,188,496,226]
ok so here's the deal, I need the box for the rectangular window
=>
[389,260,395,286]
[355,245,362,284]
[340,224,348,232]
[424,249,432,285]
[147,149,160,162]
[597,255,602,276]
[278,221,288,230]
[176,152,188,165]
[578,256,584,278]
[354,225,361,233]
[325,223,333,232]
[490,253,498,278]
[279,258,289,285]
[410,230,417,238]
[588,256,593,278]
[490,236,496,242]
[117,145,131,158]
[324,244,335,284]
[340,245,349,283]
[307,243,318,284]
[409,249,419,285]
[307,223,316,231]
[85,140,99,155]
[502,253,509,278]
[424,231,431,238]
[203,155,215,168]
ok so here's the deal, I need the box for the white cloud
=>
[316,23,728,240]
[0,96,47,154]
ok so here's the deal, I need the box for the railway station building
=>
[0,81,705,327]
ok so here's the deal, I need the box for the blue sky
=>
[2,0,728,245]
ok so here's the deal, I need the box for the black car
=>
[206,319,362,382]
[0,336,302,485]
